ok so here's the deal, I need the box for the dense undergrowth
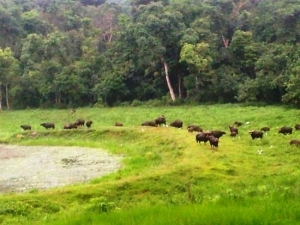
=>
[1,104,300,224]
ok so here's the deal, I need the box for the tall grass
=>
[46,199,300,225]
[1,104,300,224]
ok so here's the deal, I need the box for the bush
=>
[131,99,143,107]
[85,197,116,213]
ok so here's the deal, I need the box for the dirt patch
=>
[0,144,123,193]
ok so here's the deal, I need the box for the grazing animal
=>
[261,127,270,132]
[141,121,157,127]
[115,122,123,126]
[155,115,166,126]
[20,125,31,131]
[210,130,226,139]
[86,120,93,128]
[249,130,263,140]
[279,126,293,135]
[195,132,209,145]
[63,123,77,129]
[290,139,300,146]
[187,125,203,132]
[71,109,76,114]
[207,135,219,149]
[169,119,183,129]
[40,122,55,129]
[74,118,85,126]
[230,131,237,137]
[294,124,300,130]
[229,125,238,135]
[234,121,243,126]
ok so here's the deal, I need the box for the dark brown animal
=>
[234,121,243,126]
[195,132,209,145]
[40,122,55,129]
[261,127,270,132]
[207,135,219,149]
[86,120,93,128]
[229,125,238,135]
[63,123,77,129]
[115,122,123,126]
[74,119,85,126]
[290,139,300,146]
[187,125,203,132]
[294,124,300,130]
[249,130,263,139]
[230,131,237,137]
[210,130,226,139]
[20,125,31,131]
[279,126,293,135]
[141,121,157,127]
[169,119,183,128]
[155,115,166,126]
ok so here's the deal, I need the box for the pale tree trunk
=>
[5,84,9,109]
[161,58,176,101]
[178,75,182,98]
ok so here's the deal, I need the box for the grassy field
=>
[1,104,300,224]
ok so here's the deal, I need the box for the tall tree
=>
[0,47,19,109]
[131,2,185,101]
[180,42,213,101]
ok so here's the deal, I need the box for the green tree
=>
[132,2,186,101]
[282,46,300,105]
[0,47,19,109]
[180,42,213,101]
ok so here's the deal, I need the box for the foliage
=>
[1,0,300,107]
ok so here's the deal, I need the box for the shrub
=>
[85,197,116,213]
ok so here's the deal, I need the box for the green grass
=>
[1,104,300,224]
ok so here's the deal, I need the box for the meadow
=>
[1,104,300,225]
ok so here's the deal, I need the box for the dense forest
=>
[0,0,300,109]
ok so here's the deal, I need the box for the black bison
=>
[115,122,123,126]
[294,124,300,130]
[169,119,183,128]
[41,122,55,129]
[188,125,203,133]
[234,121,243,126]
[141,121,157,127]
[74,118,85,126]
[290,139,300,146]
[196,132,209,145]
[249,130,263,140]
[155,115,166,126]
[261,127,270,132]
[279,126,293,135]
[230,131,237,137]
[229,125,238,135]
[210,130,226,139]
[63,123,77,129]
[207,135,219,149]
[20,125,31,131]
[86,120,93,128]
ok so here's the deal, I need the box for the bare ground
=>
[0,144,123,193]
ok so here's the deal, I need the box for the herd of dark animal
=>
[140,117,300,150]
[20,118,93,131]
[20,113,300,149]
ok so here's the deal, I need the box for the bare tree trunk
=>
[161,58,176,101]
[0,86,2,110]
[5,84,9,109]
[178,75,182,98]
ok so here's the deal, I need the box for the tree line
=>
[1,0,300,109]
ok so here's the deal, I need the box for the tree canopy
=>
[0,0,300,108]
